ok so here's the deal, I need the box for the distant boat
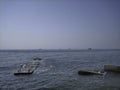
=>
[88,48,92,50]
[33,57,42,60]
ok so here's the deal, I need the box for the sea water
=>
[0,50,120,90]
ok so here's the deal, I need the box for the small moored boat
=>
[14,58,42,75]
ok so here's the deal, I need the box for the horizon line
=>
[0,48,120,50]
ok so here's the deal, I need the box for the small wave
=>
[0,66,10,70]
[35,87,57,90]
[35,65,53,74]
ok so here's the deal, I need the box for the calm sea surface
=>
[0,50,120,90]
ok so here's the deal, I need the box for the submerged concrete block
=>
[104,65,120,72]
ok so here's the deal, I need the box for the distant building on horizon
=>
[88,48,92,50]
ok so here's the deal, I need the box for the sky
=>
[0,0,120,49]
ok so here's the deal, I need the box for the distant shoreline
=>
[0,49,120,52]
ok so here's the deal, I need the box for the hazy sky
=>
[0,0,120,49]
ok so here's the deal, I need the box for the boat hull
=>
[14,71,33,75]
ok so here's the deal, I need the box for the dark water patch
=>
[36,87,58,90]
[91,86,120,90]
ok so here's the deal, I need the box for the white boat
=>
[14,58,41,75]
